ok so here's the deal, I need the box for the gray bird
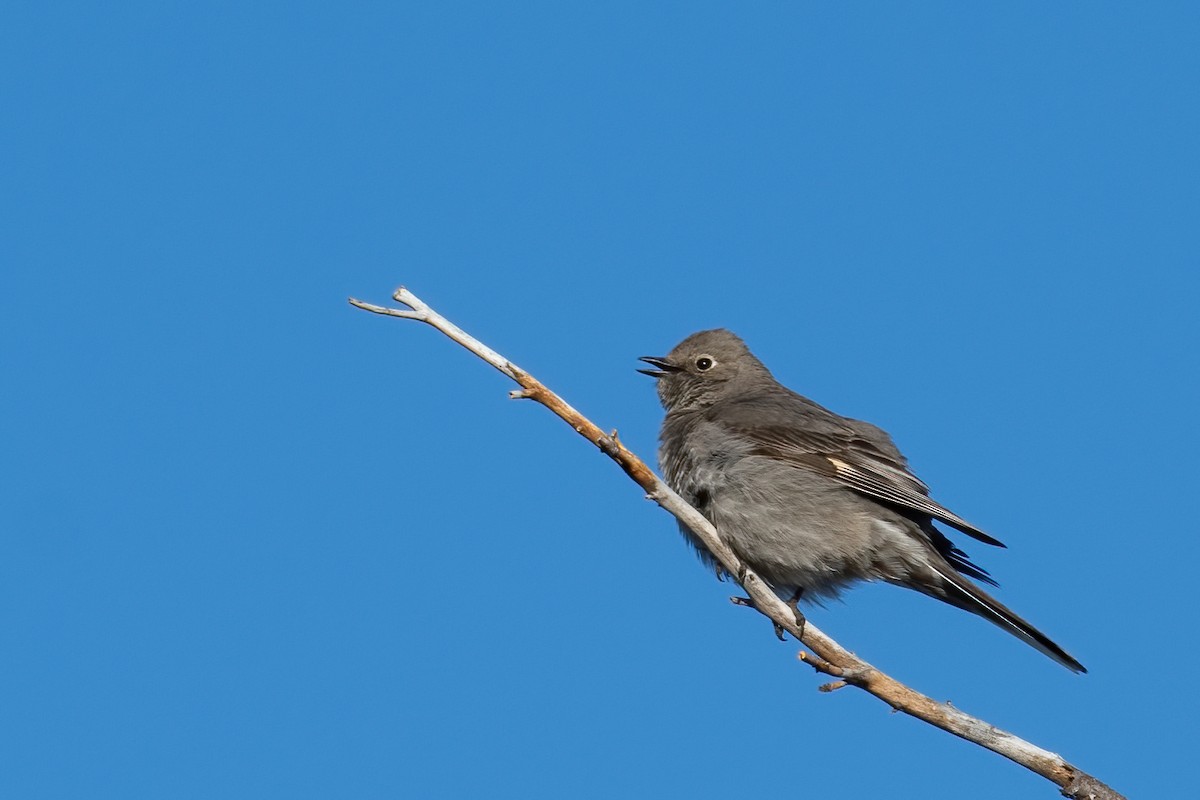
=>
[639,329,1085,673]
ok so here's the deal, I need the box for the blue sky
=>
[3,2,1196,797]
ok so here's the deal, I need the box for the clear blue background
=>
[3,2,1195,797]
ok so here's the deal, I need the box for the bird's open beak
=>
[637,356,680,378]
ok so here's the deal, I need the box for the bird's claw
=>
[732,589,805,642]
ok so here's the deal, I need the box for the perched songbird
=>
[639,329,1085,673]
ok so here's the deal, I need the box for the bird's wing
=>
[721,397,1006,549]
[826,448,1005,548]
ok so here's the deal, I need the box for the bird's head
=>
[639,328,771,411]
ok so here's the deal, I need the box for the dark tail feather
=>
[929,566,1087,674]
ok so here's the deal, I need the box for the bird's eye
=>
[695,356,714,371]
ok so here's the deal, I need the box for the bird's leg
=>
[786,587,807,639]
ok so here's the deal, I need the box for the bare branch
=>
[349,287,1124,800]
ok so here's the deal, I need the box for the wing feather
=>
[719,396,1006,549]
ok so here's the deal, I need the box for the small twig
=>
[797,649,843,677]
[349,287,1124,800]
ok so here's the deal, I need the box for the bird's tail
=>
[925,565,1087,674]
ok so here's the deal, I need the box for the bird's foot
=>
[729,594,792,642]
[786,588,807,639]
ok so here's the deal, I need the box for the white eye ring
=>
[695,356,715,371]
